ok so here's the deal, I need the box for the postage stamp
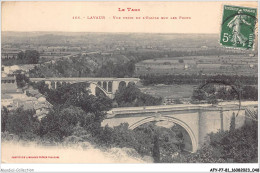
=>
[220,5,257,49]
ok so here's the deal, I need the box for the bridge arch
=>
[56,81,62,88]
[103,81,108,91]
[128,81,136,86]
[129,116,198,153]
[68,81,110,98]
[51,81,55,89]
[108,81,112,92]
[118,81,126,89]
[89,82,111,98]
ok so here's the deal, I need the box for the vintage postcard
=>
[1,1,258,172]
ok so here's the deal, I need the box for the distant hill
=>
[2,32,218,46]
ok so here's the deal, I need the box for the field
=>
[137,84,196,101]
[135,55,258,76]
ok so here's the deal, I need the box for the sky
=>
[1,1,258,33]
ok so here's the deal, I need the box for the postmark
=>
[198,79,241,117]
[220,5,257,49]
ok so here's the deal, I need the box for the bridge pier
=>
[89,83,96,95]
[45,81,51,89]
[54,81,57,89]
[112,81,119,93]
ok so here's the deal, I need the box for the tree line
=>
[114,83,162,107]
[29,58,135,78]
[140,74,257,86]
[191,83,257,104]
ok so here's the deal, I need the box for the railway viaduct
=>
[30,77,140,99]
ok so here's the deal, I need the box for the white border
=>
[0,0,259,172]
[1,163,260,173]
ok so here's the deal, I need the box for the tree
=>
[5,108,39,140]
[186,144,225,163]
[38,82,113,141]
[191,89,207,101]
[187,121,258,163]
[152,131,160,163]
[15,71,30,88]
[242,86,257,100]
[31,81,50,96]
[229,113,236,132]
[39,106,91,141]
[114,83,162,107]
[207,94,218,105]
[24,50,40,64]
[1,107,9,132]
[18,51,25,60]
[64,84,112,118]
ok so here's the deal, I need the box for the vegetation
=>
[114,83,162,107]
[191,83,257,104]
[3,104,257,163]
[29,81,162,108]
[29,57,92,78]
[29,57,135,78]
[241,85,258,100]
[2,107,40,141]
[1,107,9,132]
[2,82,258,163]
[15,71,30,88]
[1,102,183,162]
[140,74,257,86]
[2,81,112,141]
[186,121,258,163]
[95,60,135,78]
[2,50,40,65]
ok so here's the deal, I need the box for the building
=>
[1,51,20,60]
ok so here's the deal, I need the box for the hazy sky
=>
[2,1,257,33]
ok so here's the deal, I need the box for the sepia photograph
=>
[0,1,259,172]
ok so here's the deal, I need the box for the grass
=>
[137,84,195,100]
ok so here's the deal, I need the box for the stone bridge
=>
[30,78,140,99]
[102,102,258,153]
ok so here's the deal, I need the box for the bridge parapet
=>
[107,102,258,118]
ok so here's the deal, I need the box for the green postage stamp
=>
[220,5,257,49]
